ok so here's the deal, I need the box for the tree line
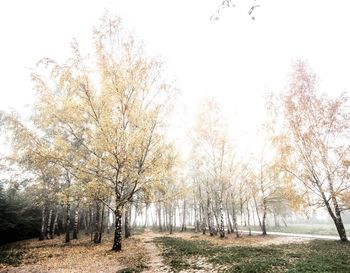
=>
[0,13,349,251]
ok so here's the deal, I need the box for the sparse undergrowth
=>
[0,242,25,266]
[155,236,350,273]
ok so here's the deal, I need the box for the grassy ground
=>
[155,235,350,273]
[2,229,349,273]
[241,223,350,236]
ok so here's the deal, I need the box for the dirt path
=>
[239,229,339,240]
[137,230,217,273]
[136,229,169,273]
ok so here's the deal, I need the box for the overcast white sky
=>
[1,0,350,157]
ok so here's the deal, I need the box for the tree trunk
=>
[158,204,163,232]
[219,200,225,238]
[173,205,177,229]
[273,211,280,227]
[194,201,200,233]
[52,209,59,238]
[165,205,169,231]
[93,201,101,243]
[251,204,256,226]
[65,202,71,243]
[98,203,105,243]
[89,208,94,241]
[107,207,111,234]
[132,204,138,228]
[240,197,243,226]
[163,205,167,231]
[232,201,239,238]
[227,210,233,234]
[333,216,348,242]
[261,215,267,235]
[201,203,206,234]
[282,216,288,227]
[112,205,123,251]
[144,203,149,228]
[62,208,66,233]
[247,203,251,236]
[207,196,215,236]
[319,184,348,241]
[65,172,71,243]
[213,204,220,232]
[261,199,267,236]
[84,210,89,235]
[124,205,131,238]
[46,209,53,239]
[181,200,187,232]
[252,194,262,231]
[39,205,46,241]
[169,204,173,234]
[73,207,79,239]
[226,200,233,234]
[328,180,348,242]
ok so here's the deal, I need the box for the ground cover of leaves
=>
[0,233,147,273]
[2,230,350,273]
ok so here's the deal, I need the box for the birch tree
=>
[191,98,233,237]
[280,61,350,241]
[30,13,176,251]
